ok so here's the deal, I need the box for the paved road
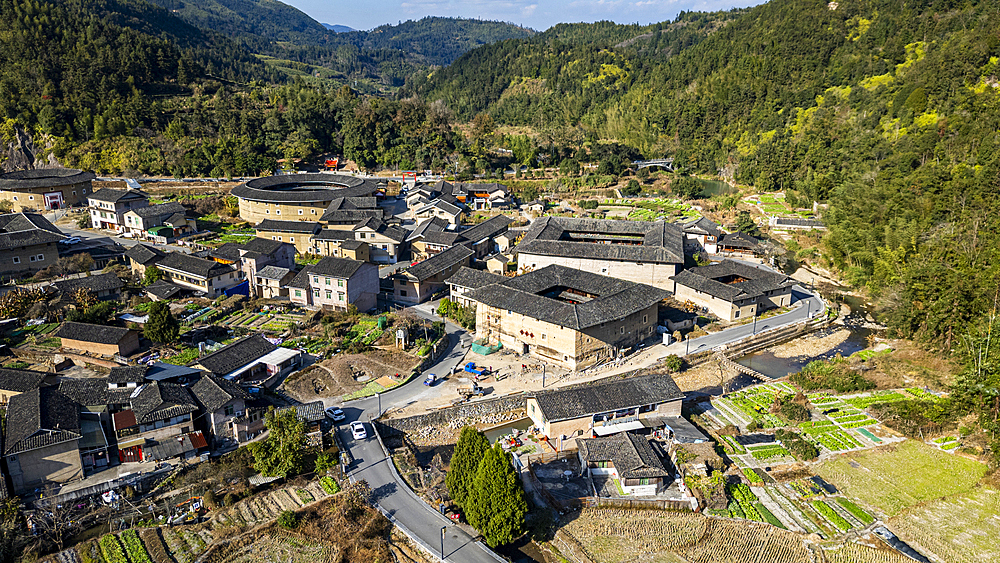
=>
[46,213,194,255]
[662,285,826,357]
[332,317,500,563]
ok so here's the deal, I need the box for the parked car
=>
[351,421,367,440]
[325,407,346,422]
[423,374,437,386]
[59,236,81,245]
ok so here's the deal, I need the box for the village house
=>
[55,322,140,357]
[0,367,49,405]
[445,266,506,309]
[308,229,361,259]
[122,202,195,241]
[3,387,85,494]
[52,272,125,300]
[287,256,379,311]
[769,216,826,231]
[189,373,252,448]
[319,196,385,227]
[465,265,668,370]
[253,266,295,299]
[392,245,474,305]
[156,252,243,298]
[433,180,511,210]
[670,260,794,322]
[0,212,64,278]
[190,335,302,387]
[410,215,512,260]
[207,237,295,297]
[87,188,149,232]
[144,279,183,301]
[526,372,684,447]
[413,199,464,227]
[0,168,95,212]
[716,231,763,259]
[254,219,321,254]
[351,218,406,264]
[124,243,166,278]
[578,431,673,497]
[677,217,722,255]
[111,382,203,463]
[515,217,685,291]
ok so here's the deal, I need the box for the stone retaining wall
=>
[378,393,527,436]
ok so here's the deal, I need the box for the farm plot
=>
[889,487,1000,563]
[280,349,418,403]
[817,440,987,517]
[202,531,336,563]
[712,384,791,428]
[822,541,916,563]
[561,508,815,563]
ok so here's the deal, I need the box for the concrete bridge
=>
[633,158,675,171]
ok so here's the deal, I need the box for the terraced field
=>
[44,481,334,563]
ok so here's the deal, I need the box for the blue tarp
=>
[224,280,249,297]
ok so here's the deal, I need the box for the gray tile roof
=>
[277,400,326,423]
[88,188,148,204]
[341,240,366,250]
[157,252,237,279]
[531,372,683,422]
[320,209,383,223]
[194,335,277,376]
[670,260,791,301]
[190,373,251,413]
[403,245,474,281]
[255,220,321,234]
[125,244,165,265]
[312,229,354,241]
[309,256,365,279]
[233,174,378,203]
[0,212,64,250]
[286,266,312,290]
[406,217,449,241]
[52,272,124,294]
[454,214,512,244]
[58,378,130,406]
[353,218,406,243]
[773,217,824,227]
[0,168,94,190]
[415,199,463,216]
[56,321,133,345]
[130,382,198,424]
[516,217,684,265]
[463,264,668,330]
[256,265,292,280]
[145,279,183,300]
[0,368,48,393]
[130,201,186,219]
[421,231,463,246]
[679,217,722,238]
[445,266,507,291]
[108,365,148,384]
[717,231,760,250]
[4,387,82,455]
[578,431,671,479]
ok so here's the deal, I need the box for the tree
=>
[465,443,527,548]
[621,179,641,197]
[446,426,489,507]
[249,408,306,478]
[144,301,179,343]
[735,211,761,236]
[66,300,116,325]
[144,265,162,285]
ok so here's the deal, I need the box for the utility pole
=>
[440,526,447,560]
[752,311,757,335]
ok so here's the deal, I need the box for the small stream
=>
[735,295,880,379]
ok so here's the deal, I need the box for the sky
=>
[284,0,760,32]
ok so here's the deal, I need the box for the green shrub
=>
[320,476,340,495]
[790,359,876,393]
[277,510,298,529]
[223,493,239,507]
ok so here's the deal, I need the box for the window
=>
[541,334,546,340]
[12,257,19,264]
[298,209,303,215]
[272,236,276,240]
[311,209,316,214]
[326,290,332,299]
[338,292,345,301]
[265,209,269,214]
[277,236,282,241]
[313,288,320,297]
[400,290,408,297]
[28,196,33,200]
[224,405,234,416]
[289,237,294,243]
[295,290,301,297]
[12,196,16,201]
[338,279,344,287]
[734,310,741,319]
[313,276,319,283]
[29,255,35,262]
[382,244,387,250]
[275,209,280,215]
[620,326,625,334]
[325,278,331,285]
[643,315,647,324]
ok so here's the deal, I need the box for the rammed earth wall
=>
[377,394,527,436]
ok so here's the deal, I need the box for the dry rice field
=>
[890,487,1000,563]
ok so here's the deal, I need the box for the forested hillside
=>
[411,0,1000,350]
[149,0,330,45]
[0,0,276,141]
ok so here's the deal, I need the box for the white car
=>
[350,421,367,440]
[325,407,346,422]
[59,236,81,245]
